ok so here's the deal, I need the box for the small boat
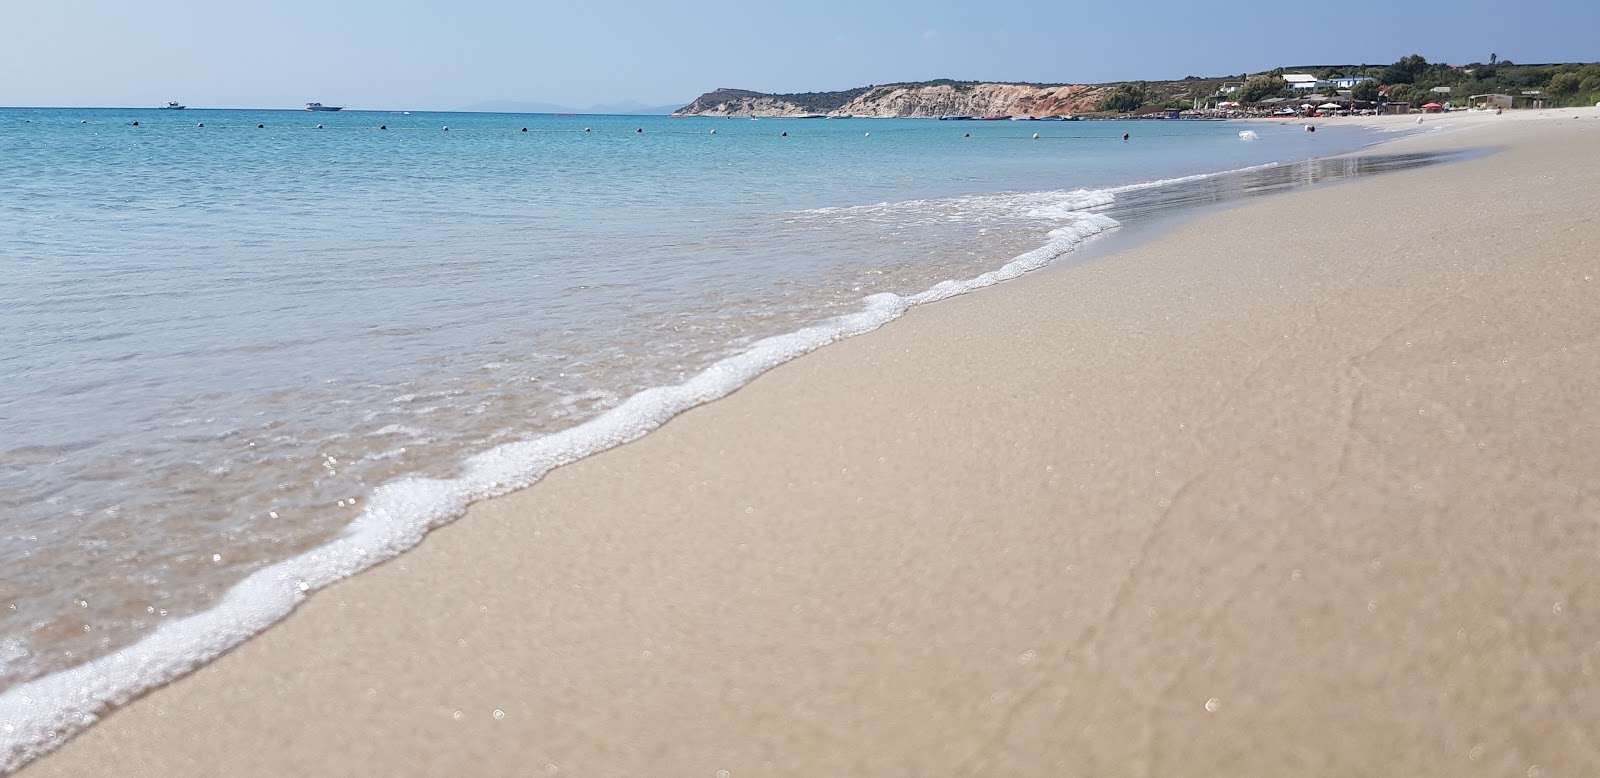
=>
[792,113,827,119]
[305,102,344,112]
[828,114,853,119]
[979,115,1011,121]
[160,101,185,110]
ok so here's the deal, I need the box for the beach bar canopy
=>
[1318,103,1342,109]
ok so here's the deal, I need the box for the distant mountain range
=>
[459,99,689,115]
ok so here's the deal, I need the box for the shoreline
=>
[0,118,1394,761]
[16,109,1600,775]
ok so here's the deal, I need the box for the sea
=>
[0,107,1446,767]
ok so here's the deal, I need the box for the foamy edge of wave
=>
[0,202,1121,773]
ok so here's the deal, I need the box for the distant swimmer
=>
[781,131,787,137]
[709,129,716,134]
[131,121,139,126]
[1305,125,1316,133]
[379,125,387,130]
[1032,133,1039,139]
[197,123,204,127]
[521,127,528,132]
[1123,132,1129,140]
[258,123,265,128]
[636,128,643,133]
[864,132,870,137]
[964,133,969,137]
[585,127,591,132]
[442,126,448,131]
[315,124,323,129]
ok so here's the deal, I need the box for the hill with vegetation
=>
[672,57,1600,117]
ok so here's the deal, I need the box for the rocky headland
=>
[672,81,1122,118]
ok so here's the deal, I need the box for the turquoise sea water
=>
[1,107,1419,766]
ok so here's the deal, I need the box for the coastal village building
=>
[1326,76,1375,89]
[1283,73,1375,91]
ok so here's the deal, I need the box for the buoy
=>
[1032,133,1039,139]
[864,132,870,137]
[81,120,87,123]
[1415,117,1424,124]
[316,123,323,129]
[709,129,716,134]
[584,128,591,132]
[442,125,448,131]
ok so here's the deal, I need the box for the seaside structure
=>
[1470,93,1515,109]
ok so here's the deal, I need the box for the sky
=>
[3,0,1596,111]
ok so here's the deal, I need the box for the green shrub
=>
[1098,84,1146,112]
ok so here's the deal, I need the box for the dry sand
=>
[24,111,1600,776]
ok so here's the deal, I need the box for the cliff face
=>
[673,83,1116,118]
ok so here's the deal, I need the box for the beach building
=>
[1470,93,1514,110]
[1323,76,1375,90]
[1283,73,1319,90]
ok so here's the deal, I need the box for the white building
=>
[1283,73,1319,90]
[1327,76,1375,90]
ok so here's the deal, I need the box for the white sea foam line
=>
[0,203,1122,773]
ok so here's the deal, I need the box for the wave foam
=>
[0,195,1122,772]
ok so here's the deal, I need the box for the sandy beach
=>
[22,110,1600,776]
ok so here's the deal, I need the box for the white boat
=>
[160,101,185,110]
[305,102,345,112]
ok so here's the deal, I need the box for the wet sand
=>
[23,110,1600,776]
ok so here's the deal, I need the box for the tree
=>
[1382,54,1430,85]
[1350,80,1382,102]
[1098,84,1146,112]
[1547,72,1582,96]
[1238,76,1288,103]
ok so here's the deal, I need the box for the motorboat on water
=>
[160,101,185,109]
[305,102,345,112]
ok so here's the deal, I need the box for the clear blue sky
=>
[4,0,1595,110]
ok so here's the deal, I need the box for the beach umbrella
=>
[1318,103,1342,109]
[1422,102,1443,109]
